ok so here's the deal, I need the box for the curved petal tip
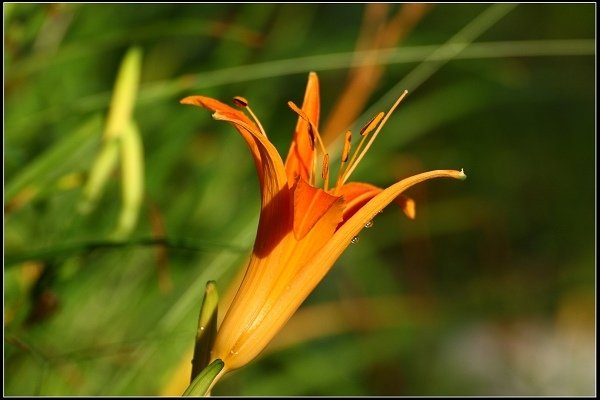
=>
[180,96,199,105]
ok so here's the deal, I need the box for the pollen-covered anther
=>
[322,153,330,190]
[359,111,385,137]
[338,112,384,188]
[341,130,352,163]
[288,101,328,158]
[333,130,353,193]
[233,96,248,108]
[341,90,409,185]
[233,96,267,137]
[288,101,314,147]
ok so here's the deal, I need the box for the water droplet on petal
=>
[364,220,374,228]
[351,236,360,244]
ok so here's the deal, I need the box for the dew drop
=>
[351,236,360,244]
[364,220,374,228]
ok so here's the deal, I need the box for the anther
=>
[233,96,267,137]
[339,113,384,186]
[359,112,385,137]
[341,130,352,163]
[341,90,409,185]
[233,96,248,108]
[322,153,330,190]
[334,131,353,193]
[288,100,328,162]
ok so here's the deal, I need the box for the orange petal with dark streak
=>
[285,72,320,183]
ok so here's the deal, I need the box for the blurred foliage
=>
[4,3,595,396]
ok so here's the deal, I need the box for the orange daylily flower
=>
[181,72,465,375]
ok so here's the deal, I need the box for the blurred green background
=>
[4,3,595,396]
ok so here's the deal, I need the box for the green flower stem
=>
[182,359,225,397]
[190,281,219,382]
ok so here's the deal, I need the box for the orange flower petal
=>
[396,194,416,220]
[338,182,416,221]
[285,72,320,183]
[292,177,343,240]
[291,170,466,295]
[181,96,261,163]
[213,189,344,370]
[181,95,291,253]
[234,172,465,370]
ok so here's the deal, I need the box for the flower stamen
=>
[341,130,353,164]
[233,96,268,137]
[360,111,386,137]
[338,111,385,189]
[340,90,409,186]
[334,130,353,193]
[322,153,330,191]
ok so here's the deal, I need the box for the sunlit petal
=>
[298,170,466,289]
[213,191,344,370]
[181,96,291,252]
[293,177,342,240]
[285,72,320,183]
[338,181,416,221]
